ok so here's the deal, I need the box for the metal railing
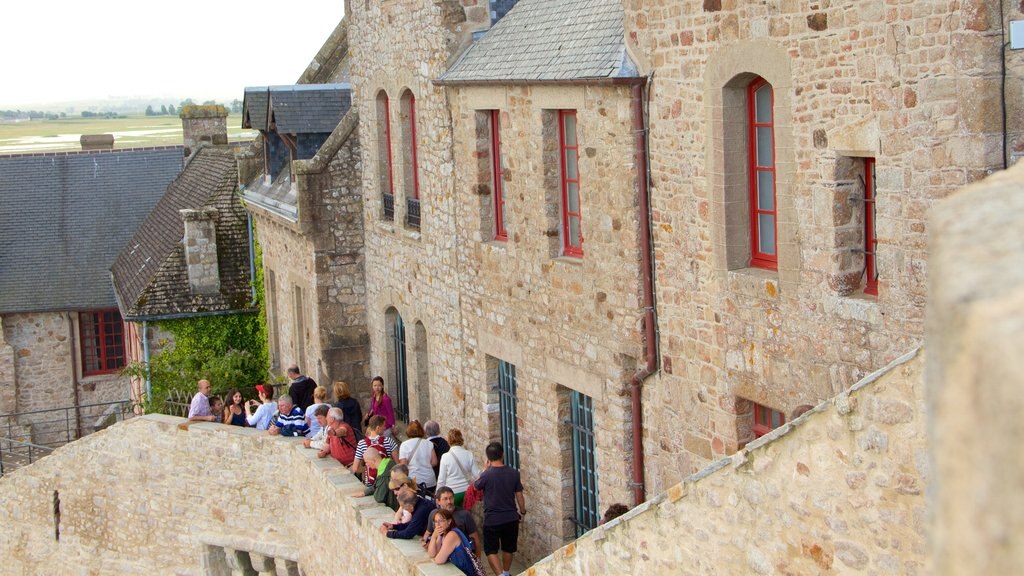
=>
[383,193,395,220]
[406,197,421,229]
[0,437,54,477]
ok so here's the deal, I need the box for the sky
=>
[0,1,346,108]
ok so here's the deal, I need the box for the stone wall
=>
[0,415,464,576]
[618,0,1024,493]
[529,348,927,575]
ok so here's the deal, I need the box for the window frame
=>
[79,308,126,376]
[497,360,520,470]
[752,402,785,438]
[559,110,583,258]
[747,77,778,270]
[863,157,878,295]
[491,110,507,241]
[407,92,420,200]
[379,92,395,219]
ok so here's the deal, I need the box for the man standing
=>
[422,486,482,558]
[475,442,525,576]
[268,395,309,437]
[424,420,450,480]
[187,379,217,422]
[286,364,317,412]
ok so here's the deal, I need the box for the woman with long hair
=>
[364,375,395,437]
[436,428,480,508]
[222,388,247,427]
[333,380,363,434]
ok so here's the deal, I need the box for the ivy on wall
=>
[124,223,271,411]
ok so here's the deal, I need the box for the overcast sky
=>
[0,1,346,108]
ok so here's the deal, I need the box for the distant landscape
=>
[0,99,257,154]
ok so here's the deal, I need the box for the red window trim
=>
[408,92,420,200]
[491,110,507,241]
[748,77,778,270]
[79,308,126,376]
[383,93,394,197]
[752,402,785,438]
[559,110,583,258]
[864,158,878,295]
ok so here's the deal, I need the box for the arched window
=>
[400,90,420,228]
[748,77,777,269]
[376,91,394,220]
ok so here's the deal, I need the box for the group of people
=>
[187,367,638,576]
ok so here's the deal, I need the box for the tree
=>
[168,104,176,115]
[145,105,155,116]
[180,99,195,108]
[160,105,168,115]
[230,99,243,114]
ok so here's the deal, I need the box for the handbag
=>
[453,528,486,576]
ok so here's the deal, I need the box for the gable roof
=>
[242,84,352,133]
[437,0,639,84]
[111,145,253,320]
[0,147,183,314]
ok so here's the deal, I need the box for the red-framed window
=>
[79,309,126,376]
[864,158,878,295]
[406,92,420,200]
[559,110,582,257]
[748,77,777,270]
[381,93,394,196]
[753,402,785,438]
[491,110,507,241]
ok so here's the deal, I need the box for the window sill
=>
[400,228,422,243]
[375,221,395,235]
[726,267,779,300]
[826,292,882,324]
[553,255,583,266]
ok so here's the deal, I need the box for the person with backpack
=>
[352,415,398,487]
[317,407,357,466]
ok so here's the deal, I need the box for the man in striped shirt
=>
[268,395,309,437]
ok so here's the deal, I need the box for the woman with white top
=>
[398,420,438,493]
[435,428,480,508]
[304,386,331,438]
[245,384,276,431]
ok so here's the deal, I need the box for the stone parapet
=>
[0,414,463,575]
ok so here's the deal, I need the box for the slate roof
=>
[111,146,254,320]
[0,147,183,314]
[242,84,352,133]
[438,0,639,84]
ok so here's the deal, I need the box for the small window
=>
[559,110,582,257]
[863,158,878,295]
[570,389,599,536]
[753,402,785,438]
[748,77,777,270]
[491,110,508,241]
[376,91,394,221]
[79,309,126,375]
[497,360,520,469]
[401,90,420,228]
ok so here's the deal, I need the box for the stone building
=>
[240,28,370,391]
[0,143,181,441]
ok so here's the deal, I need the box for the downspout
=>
[66,313,82,440]
[630,78,658,506]
[142,320,152,403]
[247,212,257,303]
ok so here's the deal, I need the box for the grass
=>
[0,114,257,154]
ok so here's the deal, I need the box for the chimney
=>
[179,104,229,160]
[180,208,221,296]
[80,134,114,151]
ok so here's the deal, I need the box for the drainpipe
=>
[66,313,82,440]
[142,320,152,403]
[630,78,658,506]
[247,211,257,303]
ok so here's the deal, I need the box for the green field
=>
[0,114,257,154]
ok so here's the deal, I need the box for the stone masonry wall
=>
[0,415,463,576]
[448,84,646,556]
[529,348,927,575]
[619,0,1024,493]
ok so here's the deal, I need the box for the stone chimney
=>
[80,134,114,150]
[180,104,228,160]
[180,208,220,296]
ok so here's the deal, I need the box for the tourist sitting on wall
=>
[399,420,438,495]
[245,384,276,431]
[222,388,248,427]
[425,420,450,480]
[305,386,331,438]
[352,415,398,487]
[268,394,309,437]
[332,380,363,434]
[187,379,217,422]
[364,376,395,437]
[303,405,332,450]
[423,487,482,559]
[362,446,398,510]
[381,486,436,539]
[427,508,486,576]
[436,428,480,509]
[317,407,357,466]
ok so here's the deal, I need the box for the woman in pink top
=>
[365,375,396,436]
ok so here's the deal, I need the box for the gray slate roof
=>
[0,147,183,314]
[111,146,253,320]
[438,0,639,84]
[242,84,352,133]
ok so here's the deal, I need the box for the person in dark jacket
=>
[333,380,363,434]
[286,364,317,412]
[381,485,436,539]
